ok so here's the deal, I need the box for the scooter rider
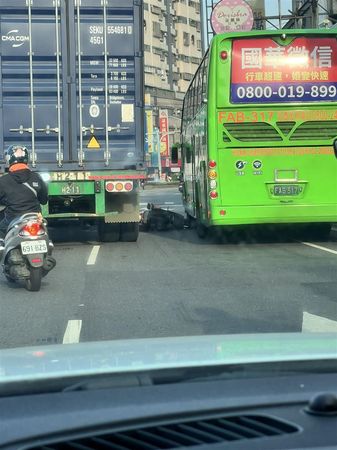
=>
[0,145,48,239]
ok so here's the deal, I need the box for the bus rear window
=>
[230,37,337,104]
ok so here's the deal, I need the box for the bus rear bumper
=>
[209,204,337,226]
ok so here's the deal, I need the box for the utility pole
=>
[311,0,319,28]
[278,0,282,28]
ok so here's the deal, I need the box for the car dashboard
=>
[1,370,336,450]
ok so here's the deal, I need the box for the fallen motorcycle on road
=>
[140,203,185,232]
[0,213,56,291]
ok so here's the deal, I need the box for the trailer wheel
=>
[98,221,120,242]
[120,222,139,242]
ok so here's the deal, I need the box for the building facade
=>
[143,0,203,174]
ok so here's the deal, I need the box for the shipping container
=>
[0,0,144,242]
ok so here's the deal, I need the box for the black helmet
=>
[5,145,29,166]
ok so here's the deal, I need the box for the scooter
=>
[0,213,56,291]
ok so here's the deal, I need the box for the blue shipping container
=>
[0,0,144,171]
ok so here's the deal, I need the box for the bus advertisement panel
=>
[231,37,337,103]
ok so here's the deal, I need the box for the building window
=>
[151,5,162,15]
[153,22,161,38]
[191,35,195,45]
[183,73,193,81]
[191,56,200,64]
[183,32,190,46]
[176,16,188,24]
[197,40,202,50]
[178,54,189,62]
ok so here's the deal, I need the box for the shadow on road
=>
[46,216,335,247]
[47,222,98,245]
[141,223,336,246]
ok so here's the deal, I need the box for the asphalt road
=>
[0,186,336,349]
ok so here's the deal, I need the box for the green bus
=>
[179,29,337,238]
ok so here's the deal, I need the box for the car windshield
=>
[0,0,336,383]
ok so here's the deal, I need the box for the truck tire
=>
[98,221,120,242]
[120,222,139,242]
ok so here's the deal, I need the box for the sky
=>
[265,0,293,28]
[265,0,293,16]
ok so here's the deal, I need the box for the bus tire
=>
[98,221,120,242]
[196,221,208,239]
[120,222,139,242]
[307,223,331,240]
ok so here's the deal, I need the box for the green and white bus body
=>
[180,29,337,236]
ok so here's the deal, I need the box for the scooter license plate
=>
[21,240,48,255]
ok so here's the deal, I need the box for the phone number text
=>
[231,83,337,103]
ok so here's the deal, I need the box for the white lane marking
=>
[302,312,337,332]
[63,320,82,344]
[300,242,337,255]
[87,245,100,265]
[164,202,175,205]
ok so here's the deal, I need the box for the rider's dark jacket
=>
[0,164,48,218]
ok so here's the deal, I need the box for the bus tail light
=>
[220,51,228,60]
[208,170,217,180]
[209,180,217,189]
[210,190,218,199]
[208,160,217,168]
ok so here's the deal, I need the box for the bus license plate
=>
[21,240,48,255]
[273,185,301,196]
